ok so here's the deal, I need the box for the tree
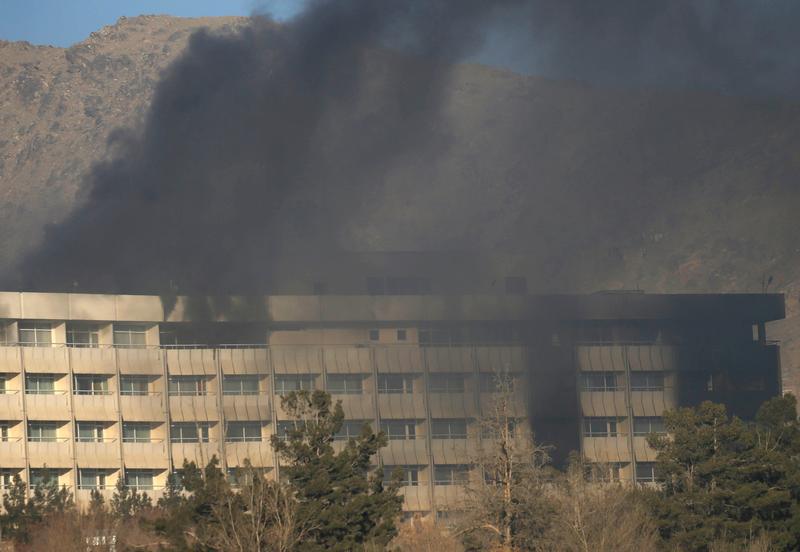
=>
[110,477,152,519]
[271,389,403,551]
[647,395,800,551]
[456,371,556,551]
[0,471,75,545]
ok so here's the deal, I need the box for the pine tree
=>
[271,389,403,551]
[110,477,152,519]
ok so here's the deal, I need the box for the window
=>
[171,422,210,443]
[276,421,306,441]
[326,374,364,395]
[630,372,664,391]
[381,420,417,441]
[635,462,658,483]
[168,376,207,396]
[377,374,414,394]
[479,373,516,393]
[0,376,8,394]
[113,324,147,348]
[120,375,150,396]
[428,373,466,393]
[25,374,55,394]
[481,419,518,440]
[397,329,407,341]
[76,422,105,442]
[74,375,109,395]
[0,469,17,489]
[383,465,420,487]
[29,469,57,487]
[582,417,619,437]
[633,417,665,436]
[66,323,99,348]
[587,462,625,482]
[78,469,108,490]
[125,469,154,490]
[223,375,260,395]
[18,322,52,347]
[274,374,315,395]
[28,422,58,442]
[368,329,380,342]
[334,420,369,441]
[226,422,261,442]
[0,423,9,442]
[580,372,620,391]
[122,423,152,443]
[434,465,469,486]
[431,419,468,439]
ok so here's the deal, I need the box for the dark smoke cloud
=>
[11,0,800,293]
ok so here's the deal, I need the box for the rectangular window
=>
[27,422,58,442]
[431,419,468,439]
[377,374,414,394]
[0,469,17,489]
[113,324,147,348]
[66,323,99,348]
[29,469,57,487]
[434,465,469,486]
[0,423,9,442]
[125,469,154,490]
[479,373,516,393]
[120,375,150,396]
[368,329,380,342]
[326,374,364,395]
[396,329,407,341]
[580,372,620,391]
[428,373,466,393]
[582,417,619,437]
[122,423,152,443]
[481,419,518,440]
[168,376,207,396]
[170,422,210,443]
[76,422,105,442]
[25,374,55,395]
[0,376,6,394]
[18,322,52,347]
[635,462,658,483]
[275,420,306,441]
[274,374,315,395]
[73,375,109,395]
[222,375,260,395]
[226,422,261,442]
[381,420,417,441]
[383,465,420,487]
[630,372,665,392]
[78,469,107,490]
[633,417,666,436]
[334,420,369,441]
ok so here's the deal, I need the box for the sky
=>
[0,0,305,46]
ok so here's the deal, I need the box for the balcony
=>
[69,347,116,374]
[75,488,116,507]
[74,439,120,468]
[0,391,22,419]
[22,346,68,373]
[169,395,219,422]
[72,394,117,420]
[335,394,376,419]
[474,346,526,373]
[218,348,268,375]
[119,393,164,422]
[165,349,216,376]
[0,346,20,372]
[225,440,274,468]
[0,439,25,466]
[579,391,628,417]
[426,393,478,418]
[429,438,475,465]
[171,441,222,467]
[116,348,162,375]
[25,392,70,419]
[581,435,632,463]
[397,485,431,512]
[122,441,169,468]
[381,438,429,466]
[222,394,271,420]
[377,393,426,419]
[27,438,72,467]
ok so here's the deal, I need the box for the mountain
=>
[2,15,800,392]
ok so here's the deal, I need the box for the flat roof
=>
[0,291,784,324]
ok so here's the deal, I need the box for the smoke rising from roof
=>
[11,0,800,294]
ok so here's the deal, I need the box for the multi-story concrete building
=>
[0,290,784,514]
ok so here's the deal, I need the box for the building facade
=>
[0,291,784,514]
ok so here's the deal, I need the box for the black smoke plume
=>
[12,0,800,294]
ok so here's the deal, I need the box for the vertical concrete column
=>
[268,346,280,481]
[214,348,227,472]
[421,347,436,516]
[623,346,636,482]
[65,348,78,493]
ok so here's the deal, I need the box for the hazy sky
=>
[0,0,305,46]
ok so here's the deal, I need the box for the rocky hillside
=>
[2,15,800,391]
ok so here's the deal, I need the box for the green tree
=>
[647,395,800,551]
[272,389,403,551]
[110,477,152,519]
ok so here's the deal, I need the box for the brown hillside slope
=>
[2,15,800,392]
